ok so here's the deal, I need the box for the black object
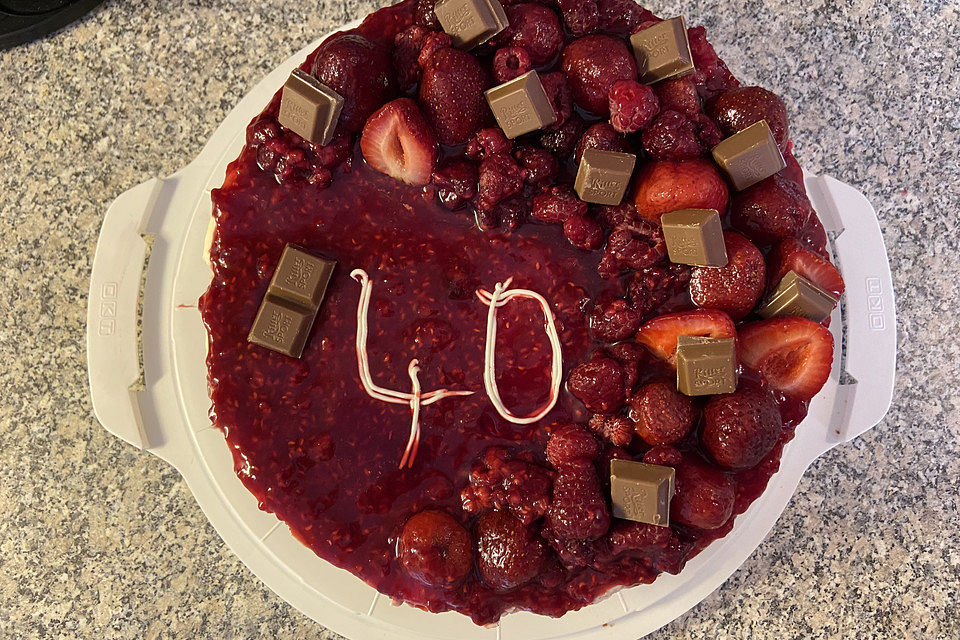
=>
[1,0,104,49]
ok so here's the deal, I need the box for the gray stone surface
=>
[0,0,956,638]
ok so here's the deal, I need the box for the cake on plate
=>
[199,0,845,624]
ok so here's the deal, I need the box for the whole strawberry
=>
[729,173,814,247]
[709,86,789,149]
[476,510,547,591]
[689,231,766,320]
[671,457,736,529]
[702,386,783,469]
[562,34,638,115]
[629,381,698,445]
[631,158,729,224]
[419,48,491,145]
[397,510,474,588]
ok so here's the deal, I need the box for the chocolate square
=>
[757,270,839,322]
[278,69,344,146]
[610,459,675,527]
[661,209,728,266]
[486,70,557,139]
[268,245,336,310]
[712,120,786,190]
[676,335,737,396]
[573,148,637,205]
[435,0,509,49]
[248,297,315,358]
[630,16,694,84]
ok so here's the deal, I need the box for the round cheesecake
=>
[199,0,845,624]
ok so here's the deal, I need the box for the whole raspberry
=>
[247,117,280,148]
[598,221,667,279]
[568,355,625,414]
[608,520,673,557]
[531,185,587,223]
[466,127,512,160]
[418,31,453,69]
[672,457,736,530]
[574,122,628,164]
[605,340,651,391]
[642,110,703,160]
[541,523,598,569]
[587,414,634,447]
[514,145,559,185]
[414,0,440,28]
[629,381,698,445]
[557,0,600,36]
[588,298,643,342]
[477,153,527,211]
[540,113,584,158]
[476,510,547,591]
[493,46,533,83]
[626,263,691,317]
[540,72,573,128]
[548,461,610,541]
[596,202,641,228]
[498,3,565,65]
[608,79,659,133]
[460,447,555,525]
[702,387,783,469]
[642,445,683,467]
[546,424,600,467]
[654,76,701,116]
[393,26,429,91]
[687,26,739,97]
[312,132,352,168]
[563,214,604,250]
[491,196,529,230]
[597,0,656,34]
[397,510,473,588]
[432,158,479,210]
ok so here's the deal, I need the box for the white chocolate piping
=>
[350,269,473,469]
[476,278,563,425]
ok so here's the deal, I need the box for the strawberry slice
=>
[636,309,737,367]
[360,97,438,186]
[739,317,834,400]
[767,238,845,297]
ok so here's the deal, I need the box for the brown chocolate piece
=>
[757,270,839,322]
[661,209,728,266]
[610,459,675,527]
[434,0,508,49]
[248,244,336,358]
[267,245,335,310]
[711,120,786,190]
[676,335,737,396]
[629,17,694,84]
[485,71,557,139]
[277,69,344,146]
[248,297,315,358]
[573,148,637,205]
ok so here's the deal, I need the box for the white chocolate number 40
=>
[350,269,563,469]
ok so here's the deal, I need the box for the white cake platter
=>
[86,20,896,640]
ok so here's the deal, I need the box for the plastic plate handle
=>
[86,178,160,449]
[805,175,897,443]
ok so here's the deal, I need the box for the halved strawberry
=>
[689,231,766,320]
[360,97,438,185]
[767,238,845,297]
[631,158,729,224]
[739,317,834,401]
[636,309,737,367]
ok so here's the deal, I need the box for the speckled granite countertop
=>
[1,0,957,638]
